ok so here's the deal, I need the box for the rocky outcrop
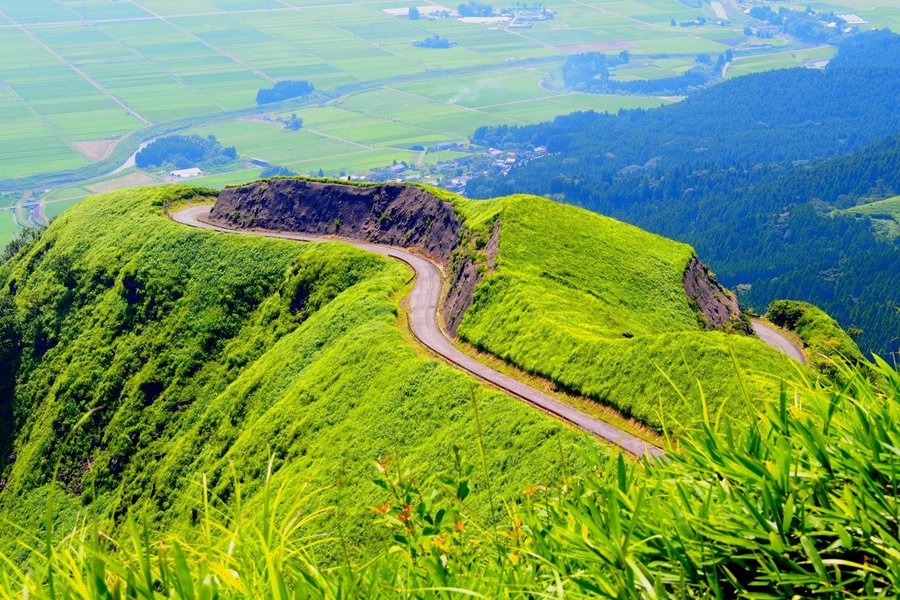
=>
[683,257,748,333]
[209,178,497,335]
[210,179,461,264]
[444,221,500,335]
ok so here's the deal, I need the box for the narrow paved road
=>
[172,205,664,458]
[751,319,807,364]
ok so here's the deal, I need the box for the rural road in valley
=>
[172,204,665,458]
[751,319,807,364]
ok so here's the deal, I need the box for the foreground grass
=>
[0,186,596,563]
[2,360,896,598]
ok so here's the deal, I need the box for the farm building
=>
[170,168,203,178]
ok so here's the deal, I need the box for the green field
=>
[0,0,895,246]
[726,45,837,78]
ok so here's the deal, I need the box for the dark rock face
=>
[209,178,496,336]
[683,257,748,332]
[210,179,461,264]
[444,221,500,335]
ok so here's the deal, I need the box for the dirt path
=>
[751,319,807,364]
[172,204,664,458]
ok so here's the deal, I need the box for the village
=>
[359,142,548,194]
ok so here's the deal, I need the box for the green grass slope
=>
[3,361,896,598]
[0,186,596,558]
[841,195,900,241]
[450,193,806,431]
[767,299,868,377]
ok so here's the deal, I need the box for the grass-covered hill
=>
[449,192,804,431]
[4,357,897,597]
[841,195,900,241]
[0,186,598,559]
[208,177,807,434]
[0,182,878,597]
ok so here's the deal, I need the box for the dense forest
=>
[135,134,237,170]
[467,31,900,358]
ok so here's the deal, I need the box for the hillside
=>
[842,195,900,241]
[455,195,803,430]
[0,186,595,558]
[0,181,872,596]
[208,178,805,433]
[467,32,900,358]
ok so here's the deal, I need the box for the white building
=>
[170,167,203,178]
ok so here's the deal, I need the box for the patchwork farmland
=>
[0,0,896,244]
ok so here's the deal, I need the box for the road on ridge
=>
[172,204,665,458]
[751,319,807,364]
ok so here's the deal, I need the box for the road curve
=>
[751,319,807,364]
[172,205,664,458]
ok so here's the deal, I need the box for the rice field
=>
[0,0,892,246]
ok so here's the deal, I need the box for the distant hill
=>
[467,30,900,358]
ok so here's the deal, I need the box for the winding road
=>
[751,319,807,364]
[172,205,665,458]
[172,205,807,458]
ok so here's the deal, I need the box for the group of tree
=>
[413,35,455,49]
[749,5,850,44]
[135,135,237,170]
[255,80,315,105]
[561,50,726,95]
[283,113,303,130]
[466,30,900,358]
[457,0,493,17]
[259,165,297,178]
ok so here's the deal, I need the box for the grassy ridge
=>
[453,194,805,431]
[0,186,596,559]
[768,299,868,377]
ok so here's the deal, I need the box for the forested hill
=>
[466,30,900,359]
[470,30,899,171]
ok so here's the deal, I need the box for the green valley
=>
[0,0,896,592]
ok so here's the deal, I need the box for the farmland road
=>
[751,319,807,364]
[172,204,664,459]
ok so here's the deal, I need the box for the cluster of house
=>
[382,3,554,28]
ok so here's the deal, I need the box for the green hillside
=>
[841,195,900,241]
[450,193,804,431]
[0,183,879,597]
[0,186,596,559]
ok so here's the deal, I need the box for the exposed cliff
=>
[209,179,493,334]
[683,257,748,332]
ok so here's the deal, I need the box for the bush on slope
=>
[0,186,598,560]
